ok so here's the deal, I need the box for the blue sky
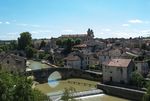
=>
[0,0,150,40]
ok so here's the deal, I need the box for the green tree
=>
[130,71,144,87]
[25,46,36,58]
[56,39,63,47]
[0,71,50,101]
[143,82,150,101]
[18,32,32,50]
[9,40,18,50]
[74,38,81,45]
[39,40,46,49]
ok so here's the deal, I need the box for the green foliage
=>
[143,81,150,101]
[74,38,81,45]
[56,39,63,47]
[0,71,50,101]
[61,87,77,101]
[0,40,17,52]
[25,46,36,58]
[39,40,46,49]
[130,71,145,87]
[88,65,96,70]
[9,40,18,50]
[56,38,81,54]
[18,32,32,50]
[39,52,46,59]
[0,45,10,52]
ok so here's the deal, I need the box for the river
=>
[27,60,51,70]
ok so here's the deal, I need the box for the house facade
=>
[135,61,149,75]
[0,53,26,73]
[64,55,81,69]
[102,59,135,84]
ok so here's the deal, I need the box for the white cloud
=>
[0,22,2,24]
[31,24,40,27]
[31,30,52,34]
[128,19,143,24]
[102,28,111,32]
[17,23,28,26]
[17,23,41,28]
[62,29,73,33]
[7,32,19,36]
[122,24,130,27]
[30,30,52,39]
[141,30,150,33]
[5,22,10,24]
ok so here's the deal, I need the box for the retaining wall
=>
[97,83,146,101]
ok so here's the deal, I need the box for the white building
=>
[102,59,135,84]
[64,55,81,69]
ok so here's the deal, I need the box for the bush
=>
[0,71,50,101]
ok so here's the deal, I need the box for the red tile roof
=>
[73,44,87,48]
[104,59,132,68]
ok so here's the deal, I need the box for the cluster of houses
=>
[55,32,150,84]
[0,30,150,85]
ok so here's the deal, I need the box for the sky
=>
[0,0,150,40]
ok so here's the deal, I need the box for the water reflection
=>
[48,71,62,88]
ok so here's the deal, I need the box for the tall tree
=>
[39,40,46,49]
[25,46,36,58]
[18,32,32,50]
[0,71,50,101]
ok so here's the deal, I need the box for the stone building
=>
[102,59,135,84]
[0,53,26,73]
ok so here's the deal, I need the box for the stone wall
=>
[97,83,145,101]
[26,68,102,83]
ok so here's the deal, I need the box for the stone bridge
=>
[26,67,102,83]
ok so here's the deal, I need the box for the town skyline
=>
[0,0,150,40]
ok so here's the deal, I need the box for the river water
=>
[27,60,50,70]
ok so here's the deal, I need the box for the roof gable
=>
[104,59,132,68]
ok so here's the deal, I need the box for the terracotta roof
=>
[104,59,132,68]
[74,44,87,48]
[64,55,80,61]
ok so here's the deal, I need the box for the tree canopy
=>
[130,71,144,87]
[18,32,32,50]
[0,71,50,101]
[39,40,46,49]
[56,38,81,54]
